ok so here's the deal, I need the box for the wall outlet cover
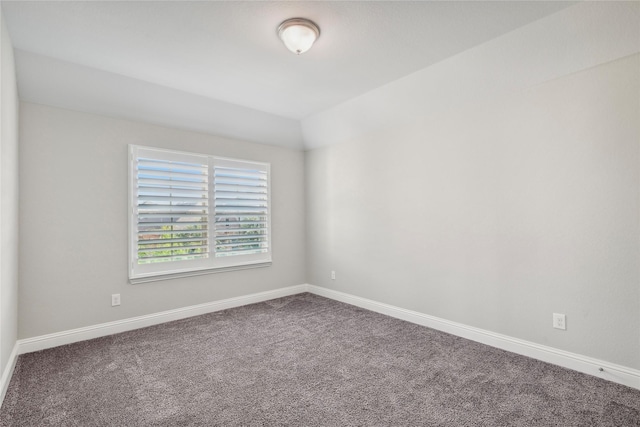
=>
[111,294,121,307]
[553,313,566,330]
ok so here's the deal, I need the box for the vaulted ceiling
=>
[1,1,581,149]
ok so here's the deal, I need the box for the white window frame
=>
[128,145,272,284]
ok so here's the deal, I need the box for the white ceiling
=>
[2,1,576,148]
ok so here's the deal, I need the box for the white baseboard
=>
[17,284,307,355]
[306,285,640,391]
[10,283,639,396]
[0,342,19,406]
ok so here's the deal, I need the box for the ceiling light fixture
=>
[277,18,320,55]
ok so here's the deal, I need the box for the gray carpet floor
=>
[1,293,639,426]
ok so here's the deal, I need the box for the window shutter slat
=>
[139,228,207,235]
[139,221,208,228]
[138,178,207,190]
[215,222,268,228]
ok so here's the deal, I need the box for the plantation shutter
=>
[214,161,269,258]
[129,145,271,283]
[133,147,209,266]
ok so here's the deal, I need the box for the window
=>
[129,145,271,283]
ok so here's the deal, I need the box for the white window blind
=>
[129,146,271,283]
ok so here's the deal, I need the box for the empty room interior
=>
[0,1,639,425]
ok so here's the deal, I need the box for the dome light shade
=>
[277,18,320,55]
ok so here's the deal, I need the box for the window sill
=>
[129,261,272,284]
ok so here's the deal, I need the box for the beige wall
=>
[306,54,640,369]
[18,102,306,338]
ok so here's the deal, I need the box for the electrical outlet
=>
[111,294,121,307]
[331,270,336,280]
[553,313,566,330]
